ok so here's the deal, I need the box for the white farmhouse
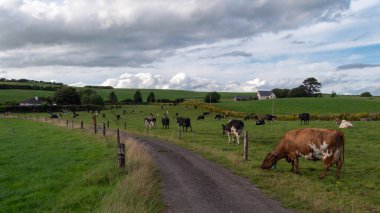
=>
[257,91,276,100]
[20,97,42,106]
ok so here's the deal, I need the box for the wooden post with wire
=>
[103,123,106,136]
[244,131,249,161]
[80,120,83,129]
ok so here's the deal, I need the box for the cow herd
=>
[48,106,352,179]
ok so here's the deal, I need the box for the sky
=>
[0,0,380,95]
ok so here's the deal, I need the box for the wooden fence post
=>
[178,126,181,140]
[93,115,97,134]
[103,123,106,136]
[117,129,120,144]
[80,121,83,129]
[118,143,125,168]
[66,120,69,127]
[124,121,126,130]
[244,131,249,161]
[107,120,110,128]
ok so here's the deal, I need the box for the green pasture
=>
[216,96,380,114]
[0,89,53,103]
[0,119,162,212]
[84,88,250,101]
[39,104,380,212]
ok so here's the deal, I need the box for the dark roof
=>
[257,91,273,96]
[20,97,42,104]
[234,96,252,99]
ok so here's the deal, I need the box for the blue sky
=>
[0,0,379,94]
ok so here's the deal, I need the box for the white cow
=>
[335,119,353,128]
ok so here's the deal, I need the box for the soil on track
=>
[132,135,294,213]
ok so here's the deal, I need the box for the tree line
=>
[52,88,185,105]
[271,77,322,98]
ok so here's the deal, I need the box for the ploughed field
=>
[0,119,163,212]
[27,104,380,212]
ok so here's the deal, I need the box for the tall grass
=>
[0,118,163,212]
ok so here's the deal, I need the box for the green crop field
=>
[0,118,163,212]
[216,96,380,114]
[37,104,379,212]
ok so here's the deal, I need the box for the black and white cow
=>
[177,117,192,132]
[299,113,310,125]
[222,120,244,144]
[162,115,170,129]
[144,117,156,128]
[256,120,265,125]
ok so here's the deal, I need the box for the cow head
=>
[261,153,277,169]
[335,118,342,125]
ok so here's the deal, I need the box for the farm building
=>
[20,97,42,106]
[257,91,276,100]
[233,96,253,101]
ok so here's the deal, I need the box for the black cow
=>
[264,114,276,122]
[197,115,205,120]
[50,114,59,119]
[177,117,192,132]
[117,114,121,120]
[222,120,244,144]
[102,114,106,118]
[203,112,211,116]
[162,115,170,129]
[299,113,310,125]
[215,114,223,121]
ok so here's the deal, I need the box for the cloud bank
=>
[100,72,265,92]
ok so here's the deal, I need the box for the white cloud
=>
[100,72,267,92]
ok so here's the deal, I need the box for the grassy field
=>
[216,96,380,114]
[0,118,163,212]
[40,104,380,212]
[0,89,54,103]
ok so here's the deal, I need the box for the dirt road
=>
[132,135,294,213]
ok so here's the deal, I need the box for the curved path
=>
[129,134,294,213]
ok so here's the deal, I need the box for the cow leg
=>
[227,134,231,144]
[320,161,333,179]
[294,157,300,174]
[335,158,344,179]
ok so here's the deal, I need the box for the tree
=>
[108,91,118,104]
[288,86,309,97]
[147,91,156,103]
[331,91,337,97]
[271,88,290,98]
[79,88,104,105]
[133,90,143,103]
[360,92,372,97]
[302,77,322,97]
[204,92,221,103]
[53,87,81,105]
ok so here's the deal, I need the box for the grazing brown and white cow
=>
[222,120,244,144]
[335,119,353,128]
[144,117,156,129]
[262,128,344,179]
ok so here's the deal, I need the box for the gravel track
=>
[129,135,294,213]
